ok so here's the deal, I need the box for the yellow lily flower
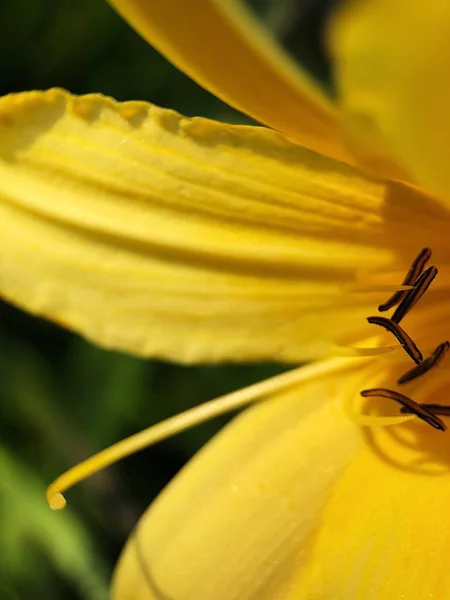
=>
[2,0,450,598]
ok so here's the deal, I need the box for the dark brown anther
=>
[378,247,431,312]
[401,404,450,417]
[391,266,438,324]
[367,316,423,365]
[398,341,450,384]
[360,388,446,431]
[363,248,449,431]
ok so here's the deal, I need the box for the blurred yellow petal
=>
[329,0,450,195]
[0,89,422,363]
[293,421,450,599]
[109,0,349,162]
[112,357,364,600]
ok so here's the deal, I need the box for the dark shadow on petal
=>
[133,530,176,600]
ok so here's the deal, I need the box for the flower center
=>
[45,248,450,511]
[360,247,450,431]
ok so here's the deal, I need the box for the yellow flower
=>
[2,0,450,598]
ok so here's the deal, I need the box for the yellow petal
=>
[329,0,450,195]
[113,357,450,600]
[108,0,350,163]
[111,357,365,600]
[0,89,424,363]
[293,418,450,599]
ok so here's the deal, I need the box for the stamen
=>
[343,383,415,427]
[46,360,353,510]
[401,404,450,416]
[367,316,423,365]
[333,344,399,357]
[398,341,450,384]
[361,248,449,431]
[378,247,431,311]
[392,266,438,324]
[360,388,446,431]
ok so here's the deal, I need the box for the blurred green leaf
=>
[0,447,109,600]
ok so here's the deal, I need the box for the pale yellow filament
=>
[47,357,357,510]
[344,283,415,293]
[344,401,415,427]
[333,344,399,357]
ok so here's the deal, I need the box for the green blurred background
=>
[0,1,331,598]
